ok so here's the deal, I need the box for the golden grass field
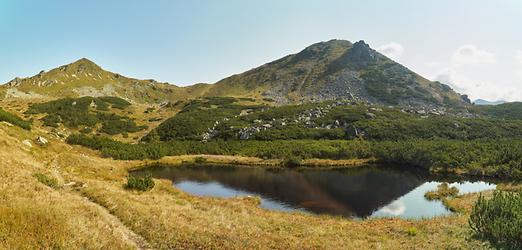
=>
[0,120,497,249]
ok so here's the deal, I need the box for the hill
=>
[1,58,211,104]
[473,99,508,106]
[206,40,470,107]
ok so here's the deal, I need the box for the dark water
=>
[131,165,496,219]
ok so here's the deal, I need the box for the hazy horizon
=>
[1,0,521,101]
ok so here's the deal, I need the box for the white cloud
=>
[377,42,404,60]
[451,44,496,65]
[377,200,406,216]
[434,67,520,101]
[427,44,522,101]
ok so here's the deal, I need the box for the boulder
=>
[365,113,376,119]
[35,136,48,146]
[22,140,32,148]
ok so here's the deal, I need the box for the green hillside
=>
[471,102,522,120]
[144,98,522,143]
[26,96,147,136]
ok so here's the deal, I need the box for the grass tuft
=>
[125,175,155,191]
[424,183,459,201]
[33,173,59,189]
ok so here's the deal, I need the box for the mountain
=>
[473,99,508,106]
[1,58,211,104]
[206,40,469,107]
[2,40,470,108]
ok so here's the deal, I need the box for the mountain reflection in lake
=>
[131,165,496,219]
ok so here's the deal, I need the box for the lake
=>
[131,165,496,219]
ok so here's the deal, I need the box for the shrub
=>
[26,96,145,135]
[194,156,207,164]
[405,227,417,236]
[469,191,522,248]
[283,156,302,168]
[125,175,155,191]
[0,107,31,130]
[33,173,58,189]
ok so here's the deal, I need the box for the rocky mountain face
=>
[206,40,470,108]
[1,58,211,104]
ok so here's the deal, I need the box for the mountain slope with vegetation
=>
[206,40,470,107]
[26,96,148,136]
[471,102,522,120]
[144,97,522,143]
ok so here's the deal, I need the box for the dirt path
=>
[76,190,153,250]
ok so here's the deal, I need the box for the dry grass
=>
[0,123,144,249]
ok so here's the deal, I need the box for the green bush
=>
[67,133,522,178]
[283,156,302,168]
[145,100,522,142]
[26,96,146,135]
[469,191,522,248]
[194,156,207,164]
[33,173,58,189]
[125,175,155,191]
[0,107,31,130]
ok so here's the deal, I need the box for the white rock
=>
[35,136,48,146]
[22,140,32,148]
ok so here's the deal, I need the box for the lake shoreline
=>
[130,163,499,219]
[128,154,516,181]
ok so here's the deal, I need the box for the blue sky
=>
[1,0,521,101]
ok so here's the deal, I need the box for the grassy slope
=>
[0,121,495,249]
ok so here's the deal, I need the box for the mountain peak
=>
[58,58,103,73]
[210,39,468,107]
[352,40,370,48]
[73,57,97,65]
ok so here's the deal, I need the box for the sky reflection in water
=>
[132,166,496,219]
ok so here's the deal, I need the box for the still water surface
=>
[132,165,496,219]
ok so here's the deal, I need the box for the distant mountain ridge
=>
[1,40,470,108]
[473,99,508,106]
[1,58,211,104]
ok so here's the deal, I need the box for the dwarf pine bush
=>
[469,191,522,248]
[125,175,155,191]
